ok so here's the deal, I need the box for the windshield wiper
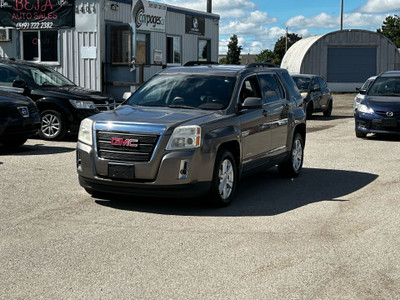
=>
[168,105,197,109]
[40,82,56,87]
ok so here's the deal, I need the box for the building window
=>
[136,33,149,64]
[167,36,181,64]
[110,25,132,64]
[198,39,210,61]
[22,31,58,62]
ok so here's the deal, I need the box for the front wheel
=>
[209,150,237,207]
[278,133,304,177]
[356,130,367,138]
[39,109,67,140]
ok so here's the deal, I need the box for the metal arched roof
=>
[281,34,324,73]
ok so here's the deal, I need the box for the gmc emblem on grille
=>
[111,137,139,147]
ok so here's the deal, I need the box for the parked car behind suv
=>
[291,74,333,119]
[0,90,41,148]
[353,75,376,114]
[355,71,400,138]
[0,59,115,140]
[76,63,306,206]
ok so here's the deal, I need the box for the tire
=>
[209,150,237,207]
[278,133,304,177]
[323,100,333,117]
[306,102,313,119]
[356,130,367,138]
[39,109,67,140]
[0,137,27,148]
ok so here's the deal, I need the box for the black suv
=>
[76,63,306,206]
[0,90,41,148]
[292,74,333,119]
[0,59,115,140]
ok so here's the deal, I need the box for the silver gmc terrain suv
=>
[76,63,306,206]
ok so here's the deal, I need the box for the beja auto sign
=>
[0,0,75,29]
[132,0,166,33]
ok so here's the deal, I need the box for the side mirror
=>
[311,85,321,92]
[13,79,27,89]
[355,87,360,92]
[12,79,29,94]
[122,92,133,101]
[241,97,263,109]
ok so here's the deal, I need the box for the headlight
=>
[78,118,93,145]
[358,104,374,114]
[69,99,96,109]
[166,125,201,150]
[300,92,308,99]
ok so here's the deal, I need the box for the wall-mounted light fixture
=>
[111,3,119,11]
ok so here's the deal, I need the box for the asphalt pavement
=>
[0,93,399,299]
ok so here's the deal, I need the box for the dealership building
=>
[0,0,220,99]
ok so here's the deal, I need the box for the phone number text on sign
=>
[16,22,54,29]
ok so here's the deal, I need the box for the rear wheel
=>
[323,100,333,117]
[39,109,67,140]
[306,102,313,119]
[209,150,237,207]
[278,133,304,177]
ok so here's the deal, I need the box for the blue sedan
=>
[355,71,400,138]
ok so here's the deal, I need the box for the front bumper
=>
[76,140,215,198]
[355,113,400,135]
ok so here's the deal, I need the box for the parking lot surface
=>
[1,93,399,299]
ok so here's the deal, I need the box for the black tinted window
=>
[0,67,20,86]
[318,76,327,88]
[258,74,283,103]
[239,76,261,103]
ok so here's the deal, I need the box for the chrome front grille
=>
[95,99,116,111]
[97,131,159,162]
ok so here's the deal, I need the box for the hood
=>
[31,85,112,102]
[364,95,400,111]
[90,105,222,130]
[0,91,35,107]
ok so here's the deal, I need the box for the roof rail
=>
[245,62,279,69]
[183,61,219,66]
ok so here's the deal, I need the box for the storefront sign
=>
[0,0,75,29]
[132,0,166,33]
[185,15,205,36]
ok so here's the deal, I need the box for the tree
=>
[225,34,242,65]
[219,57,227,64]
[273,33,302,64]
[255,49,279,65]
[377,14,400,48]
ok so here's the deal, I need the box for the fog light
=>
[179,160,189,179]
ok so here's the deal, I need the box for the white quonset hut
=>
[281,29,400,92]
[0,0,220,99]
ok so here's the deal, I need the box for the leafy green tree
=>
[219,57,227,64]
[273,33,302,64]
[226,34,242,65]
[377,14,400,48]
[256,49,279,65]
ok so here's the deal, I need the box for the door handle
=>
[262,110,268,116]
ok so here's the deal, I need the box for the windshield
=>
[292,76,310,92]
[21,65,75,87]
[126,73,236,110]
[368,76,400,96]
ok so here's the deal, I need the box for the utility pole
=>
[285,26,288,53]
[340,0,344,30]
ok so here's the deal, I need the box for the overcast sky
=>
[154,0,400,54]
